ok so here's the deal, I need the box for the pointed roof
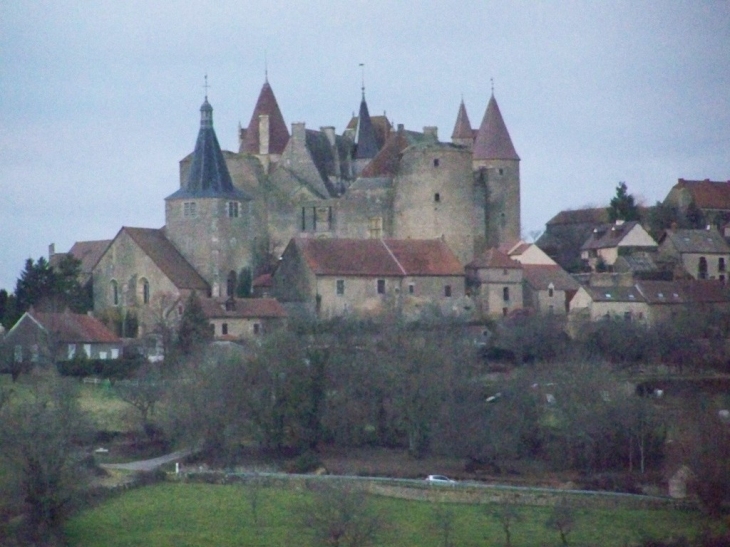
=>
[354,92,379,160]
[241,80,290,155]
[167,98,249,200]
[451,100,473,140]
[473,94,520,161]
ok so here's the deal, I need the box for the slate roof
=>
[167,98,250,200]
[473,94,519,161]
[199,297,287,319]
[661,229,730,254]
[240,80,290,155]
[466,248,522,270]
[672,179,730,210]
[293,238,463,277]
[583,285,644,303]
[354,93,379,160]
[613,252,659,273]
[581,221,654,251]
[451,100,473,140]
[28,309,121,344]
[583,280,730,305]
[522,264,579,291]
[305,129,350,196]
[347,113,391,151]
[120,227,209,291]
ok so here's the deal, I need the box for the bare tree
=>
[488,497,523,547]
[545,498,576,546]
[114,362,165,436]
[297,481,388,547]
[431,503,457,547]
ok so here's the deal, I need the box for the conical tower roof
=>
[473,94,519,161]
[241,80,290,155]
[167,98,249,200]
[451,100,473,140]
[354,92,379,160]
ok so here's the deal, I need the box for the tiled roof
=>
[451,100,473,140]
[67,240,112,276]
[661,229,730,254]
[240,80,290,155]
[121,227,209,291]
[167,98,250,200]
[581,221,653,251]
[473,95,519,161]
[200,297,287,319]
[293,238,462,277]
[360,126,432,178]
[546,208,610,226]
[252,273,273,288]
[466,248,522,270]
[346,113,391,151]
[673,179,730,210]
[522,264,579,291]
[29,310,121,343]
[354,93,379,160]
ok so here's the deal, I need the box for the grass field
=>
[64,482,714,547]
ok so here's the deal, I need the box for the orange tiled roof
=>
[466,248,522,270]
[674,179,730,210]
[29,310,121,343]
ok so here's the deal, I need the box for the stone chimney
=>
[320,126,336,147]
[291,122,306,142]
[258,114,270,156]
[423,126,438,140]
[48,243,55,259]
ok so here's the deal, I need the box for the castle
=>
[90,77,522,329]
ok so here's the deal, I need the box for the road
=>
[100,449,191,472]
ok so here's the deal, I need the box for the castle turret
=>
[353,90,379,175]
[166,96,253,297]
[239,78,289,172]
[451,100,474,149]
[472,93,520,249]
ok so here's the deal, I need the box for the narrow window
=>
[336,279,345,296]
[226,271,237,297]
[368,217,383,239]
[502,307,508,317]
[548,286,554,298]
[14,345,22,362]
[408,283,415,295]
[301,207,306,231]
[31,344,39,363]
[434,193,440,203]
[444,285,452,297]
[377,279,385,294]
[222,323,228,336]
[503,287,510,302]
[67,344,75,360]
[183,202,197,218]
[111,280,119,306]
[253,323,261,335]
[699,256,708,279]
[498,168,504,176]
[138,278,150,305]
[720,257,726,272]
[228,201,240,218]
[84,344,91,357]
[433,158,440,167]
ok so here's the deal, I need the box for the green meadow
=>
[65,482,712,547]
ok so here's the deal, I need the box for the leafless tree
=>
[545,498,576,546]
[488,497,523,547]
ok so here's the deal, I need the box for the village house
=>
[580,220,657,270]
[465,248,523,318]
[199,297,287,340]
[658,228,730,281]
[1,308,122,371]
[272,238,467,320]
[664,178,730,230]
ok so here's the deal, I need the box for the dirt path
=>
[100,449,191,472]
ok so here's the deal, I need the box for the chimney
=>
[258,114,270,155]
[423,126,438,140]
[291,122,306,142]
[397,123,404,134]
[48,243,55,259]
[320,126,336,147]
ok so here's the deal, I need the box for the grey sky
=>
[1,1,728,291]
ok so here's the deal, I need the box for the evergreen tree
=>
[176,291,212,355]
[13,255,88,319]
[608,182,640,222]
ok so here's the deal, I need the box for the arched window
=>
[227,270,237,297]
[110,280,119,306]
[138,278,150,305]
[699,257,708,279]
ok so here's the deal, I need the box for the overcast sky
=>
[1,1,729,291]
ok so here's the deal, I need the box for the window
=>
[498,168,504,176]
[14,345,22,363]
[222,323,228,336]
[336,279,345,296]
[503,287,510,302]
[444,285,452,297]
[183,201,197,218]
[408,283,415,295]
[253,323,261,335]
[111,280,119,306]
[138,278,150,305]
[434,193,440,203]
[67,344,76,360]
[111,349,119,359]
[99,352,108,360]
[368,217,383,239]
[228,201,240,218]
[226,270,237,297]
[433,158,440,167]
[377,279,385,294]
[84,344,91,357]
[31,344,39,363]
[502,307,508,317]
[699,256,708,279]
[720,258,726,272]
[548,286,554,298]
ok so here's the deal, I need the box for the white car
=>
[425,474,456,484]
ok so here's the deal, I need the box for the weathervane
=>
[359,63,365,96]
[203,74,210,99]
[490,77,494,95]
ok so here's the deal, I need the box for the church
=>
[88,76,522,330]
